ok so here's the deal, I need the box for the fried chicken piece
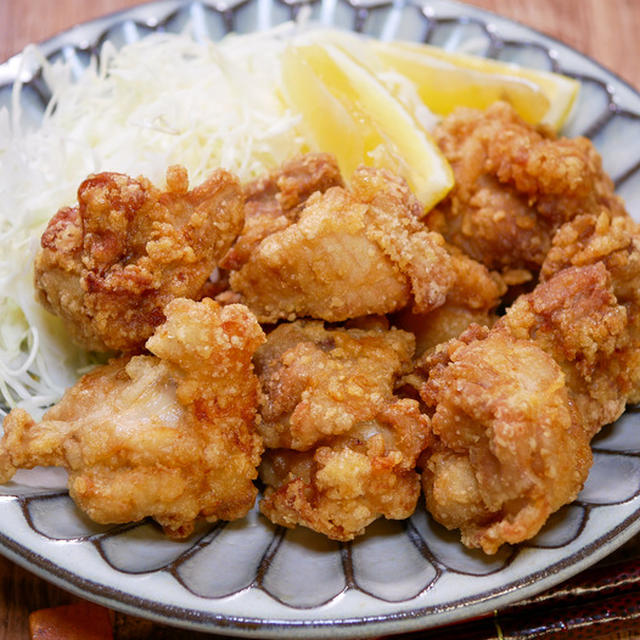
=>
[419,327,591,554]
[499,263,632,438]
[0,298,265,537]
[394,304,497,359]
[540,211,640,404]
[542,212,640,308]
[256,320,419,450]
[413,258,632,553]
[220,153,343,271]
[228,165,459,323]
[393,244,505,356]
[426,102,626,277]
[35,166,244,353]
[255,320,431,540]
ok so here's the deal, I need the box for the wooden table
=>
[1,1,640,638]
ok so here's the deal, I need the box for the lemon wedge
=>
[368,39,579,131]
[281,42,454,211]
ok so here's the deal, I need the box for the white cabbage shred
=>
[0,26,305,419]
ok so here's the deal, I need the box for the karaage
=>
[228,165,471,323]
[255,320,431,540]
[35,166,244,353]
[413,254,634,553]
[13,96,639,558]
[499,263,631,438]
[540,211,640,404]
[220,152,343,271]
[417,325,592,554]
[393,243,504,356]
[426,101,626,278]
[0,298,265,537]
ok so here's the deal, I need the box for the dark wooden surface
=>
[1,1,640,638]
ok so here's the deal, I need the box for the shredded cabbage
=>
[0,25,305,418]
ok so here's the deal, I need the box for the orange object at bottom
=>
[29,602,113,640]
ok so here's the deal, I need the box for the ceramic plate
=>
[1,1,640,637]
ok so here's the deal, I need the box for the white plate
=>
[1,1,640,637]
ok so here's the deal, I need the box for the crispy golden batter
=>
[256,320,431,540]
[427,102,626,277]
[542,212,640,308]
[540,211,640,404]
[418,326,592,554]
[256,320,417,449]
[499,263,631,438]
[35,166,244,353]
[0,299,265,537]
[393,243,505,356]
[394,304,497,359]
[414,251,635,553]
[228,165,459,323]
[220,153,343,271]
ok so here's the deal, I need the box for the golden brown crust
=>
[427,101,626,276]
[540,211,640,403]
[0,298,265,537]
[392,241,505,357]
[35,166,244,353]
[499,263,631,437]
[229,184,413,322]
[418,329,592,554]
[227,164,493,323]
[256,320,431,540]
[220,152,344,271]
[413,248,637,553]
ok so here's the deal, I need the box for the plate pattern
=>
[1,1,640,637]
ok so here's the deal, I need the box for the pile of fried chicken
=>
[1,102,638,554]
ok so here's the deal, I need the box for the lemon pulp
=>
[369,39,579,130]
[281,42,454,211]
